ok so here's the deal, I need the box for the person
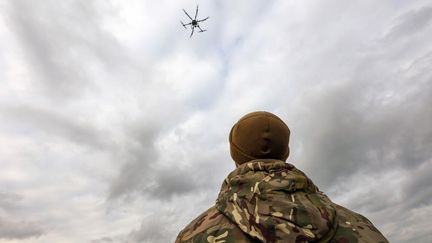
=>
[175,111,389,243]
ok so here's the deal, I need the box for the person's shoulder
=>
[175,206,255,243]
[175,206,225,242]
[332,204,389,243]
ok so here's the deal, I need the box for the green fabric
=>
[176,160,389,243]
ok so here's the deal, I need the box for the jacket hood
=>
[215,160,337,243]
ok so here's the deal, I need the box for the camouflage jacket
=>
[175,160,389,243]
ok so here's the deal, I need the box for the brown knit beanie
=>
[229,111,290,166]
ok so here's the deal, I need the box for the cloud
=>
[91,236,114,243]
[0,1,431,243]
[0,192,23,211]
[0,192,44,240]
[0,104,109,150]
[127,214,174,243]
[293,70,432,187]
[108,113,231,201]
[402,159,432,209]
[381,203,432,242]
[4,0,129,100]
[385,5,432,40]
[0,216,44,240]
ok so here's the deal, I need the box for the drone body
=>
[181,5,209,37]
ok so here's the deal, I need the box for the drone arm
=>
[197,26,206,32]
[190,26,195,38]
[197,16,209,22]
[195,5,199,19]
[180,21,188,29]
[183,9,193,20]
[181,21,192,26]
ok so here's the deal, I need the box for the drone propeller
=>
[197,26,206,32]
[181,21,192,29]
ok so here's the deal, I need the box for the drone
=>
[181,5,209,38]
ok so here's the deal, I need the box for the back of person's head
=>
[229,111,290,166]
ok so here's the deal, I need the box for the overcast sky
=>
[1,0,431,242]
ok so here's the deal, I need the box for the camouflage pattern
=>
[176,160,388,243]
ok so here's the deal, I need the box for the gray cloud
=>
[128,218,169,243]
[0,104,109,149]
[107,118,162,199]
[0,217,44,240]
[0,192,23,211]
[4,0,128,100]
[0,192,45,240]
[402,160,432,208]
[127,208,185,243]
[144,167,200,200]
[108,120,229,201]
[385,5,432,40]
[295,72,432,188]
[91,236,114,243]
